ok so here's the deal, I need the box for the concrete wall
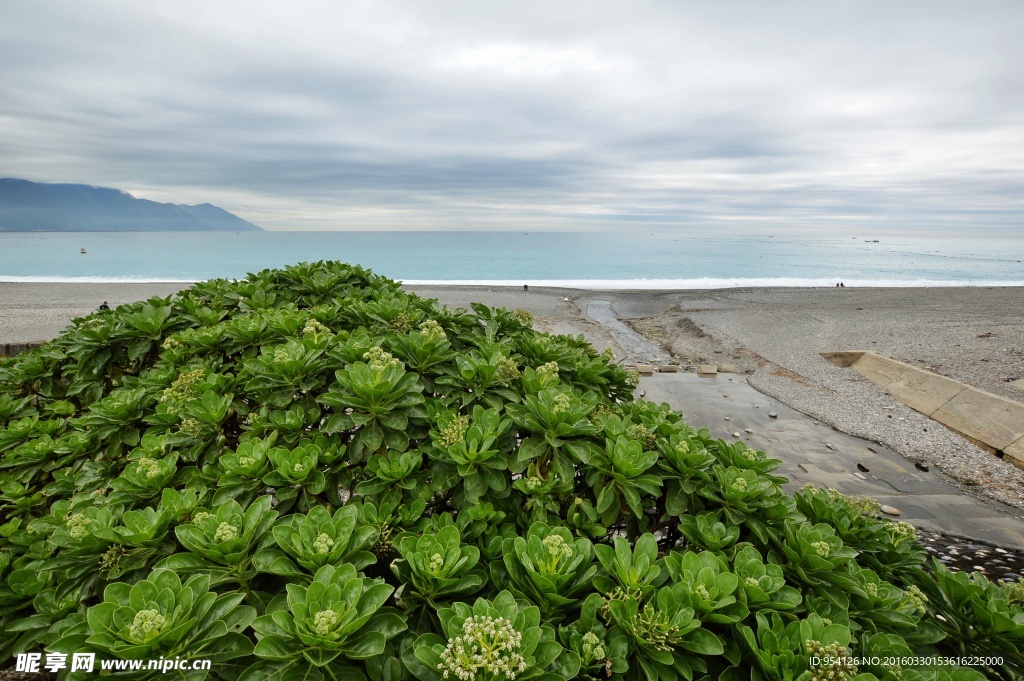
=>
[822,351,1024,465]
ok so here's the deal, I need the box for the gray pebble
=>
[880,504,901,516]
[768,412,778,418]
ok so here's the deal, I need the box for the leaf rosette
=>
[242,563,406,681]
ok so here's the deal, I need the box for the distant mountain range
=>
[0,178,262,232]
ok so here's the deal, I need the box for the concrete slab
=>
[1005,436,1024,464]
[640,372,1024,549]
[850,352,910,388]
[931,389,1024,451]
[697,364,718,375]
[634,364,655,376]
[885,368,965,416]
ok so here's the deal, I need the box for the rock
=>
[723,393,729,397]
[997,547,1009,554]
[825,443,835,451]
[768,412,778,418]
[975,565,987,572]
[697,364,718,375]
[724,417,731,421]
[658,365,678,373]
[634,364,654,376]
[732,432,741,438]
[745,428,753,433]
[915,461,930,472]
[718,364,737,373]
[949,548,959,556]
[880,504,901,516]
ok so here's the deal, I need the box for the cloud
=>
[0,0,1022,234]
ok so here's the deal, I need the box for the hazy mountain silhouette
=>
[0,178,262,231]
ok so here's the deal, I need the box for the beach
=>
[3,281,1024,510]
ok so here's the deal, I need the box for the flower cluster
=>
[745,576,760,588]
[1004,579,1024,606]
[692,583,711,601]
[811,541,831,558]
[312,533,334,555]
[302,318,332,338]
[364,347,400,373]
[731,477,748,492]
[886,521,916,545]
[806,640,857,681]
[901,585,928,614]
[626,423,657,450]
[313,609,338,638]
[129,609,167,644]
[536,362,560,384]
[580,632,605,664]
[624,369,641,388]
[390,313,415,333]
[213,522,238,542]
[160,368,204,402]
[541,534,573,570]
[438,615,527,681]
[66,513,90,540]
[633,604,682,652]
[510,309,533,326]
[438,415,471,448]
[495,357,521,386]
[552,393,571,413]
[135,457,162,480]
[419,319,447,339]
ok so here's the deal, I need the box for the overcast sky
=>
[2,1,1023,234]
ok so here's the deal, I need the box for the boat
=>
[80,248,87,254]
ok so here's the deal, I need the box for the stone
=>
[718,364,737,373]
[880,504,901,516]
[745,428,753,433]
[724,417,731,421]
[634,364,655,376]
[697,364,718,375]
[825,443,835,450]
[658,365,678,373]
[768,412,778,418]
[915,461,930,472]
[732,432,741,438]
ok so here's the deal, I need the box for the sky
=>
[1,1,1023,234]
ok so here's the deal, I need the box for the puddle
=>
[587,300,665,363]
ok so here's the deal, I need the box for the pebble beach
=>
[3,282,1024,514]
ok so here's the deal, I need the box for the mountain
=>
[0,178,262,232]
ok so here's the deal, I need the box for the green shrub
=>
[0,261,1016,679]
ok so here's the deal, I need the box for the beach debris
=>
[745,428,753,433]
[857,463,870,472]
[561,297,569,302]
[732,432,741,438]
[697,364,718,375]
[825,443,835,451]
[724,417,731,421]
[916,461,930,472]
[977,332,996,338]
[768,412,778,418]
[723,393,729,397]
[854,472,867,480]
[880,504,901,516]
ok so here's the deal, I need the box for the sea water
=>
[1,231,1023,288]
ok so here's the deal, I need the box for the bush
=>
[0,261,1018,680]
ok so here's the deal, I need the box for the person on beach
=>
[98,301,110,310]
[524,284,528,291]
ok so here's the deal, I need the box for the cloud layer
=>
[2,1,1023,233]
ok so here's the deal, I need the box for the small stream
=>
[586,300,666,364]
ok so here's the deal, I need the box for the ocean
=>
[1,231,1023,288]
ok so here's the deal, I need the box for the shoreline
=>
[3,282,1024,511]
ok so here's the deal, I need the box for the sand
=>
[3,281,1024,509]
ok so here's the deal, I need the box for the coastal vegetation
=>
[0,260,1020,680]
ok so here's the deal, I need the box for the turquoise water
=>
[1,231,1023,288]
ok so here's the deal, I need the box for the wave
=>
[400,278,1024,290]
[3,275,1023,289]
